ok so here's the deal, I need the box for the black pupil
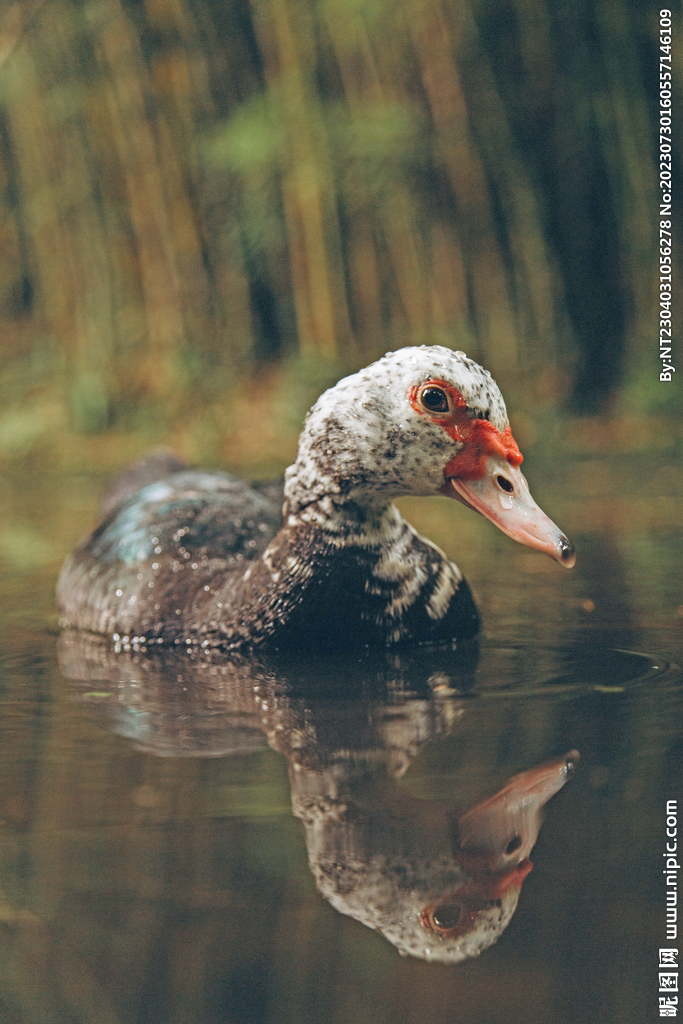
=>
[421,387,449,412]
[432,904,461,930]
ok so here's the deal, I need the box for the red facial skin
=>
[408,379,523,481]
[419,859,534,940]
[409,377,576,568]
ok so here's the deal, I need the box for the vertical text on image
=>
[659,9,674,383]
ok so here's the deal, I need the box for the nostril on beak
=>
[496,475,514,493]
[505,835,522,855]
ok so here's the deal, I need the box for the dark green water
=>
[0,450,681,1024]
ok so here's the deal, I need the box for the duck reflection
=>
[58,632,577,963]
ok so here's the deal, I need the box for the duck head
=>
[285,345,574,566]
[302,749,579,963]
[415,750,580,962]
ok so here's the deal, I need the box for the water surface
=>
[0,449,681,1024]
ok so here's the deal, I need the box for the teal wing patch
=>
[88,472,282,566]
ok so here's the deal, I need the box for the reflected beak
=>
[421,751,578,943]
[456,750,579,888]
[442,456,575,567]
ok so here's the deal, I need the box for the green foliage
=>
[328,100,425,166]
[621,357,683,417]
[0,0,675,469]
[206,95,285,174]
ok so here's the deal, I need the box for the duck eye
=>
[419,386,450,413]
[430,903,462,931]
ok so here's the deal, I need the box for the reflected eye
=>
[431,903,462,931]
[418,385,451,414]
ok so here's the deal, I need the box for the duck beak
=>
[443,457,575,567]
[456,750,579,895]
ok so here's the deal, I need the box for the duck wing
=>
[58,467,283,639]
[89,470,282,566]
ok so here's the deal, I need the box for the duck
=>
[57,345,574,651]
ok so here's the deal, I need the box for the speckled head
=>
[285,345,574,567]
[286,346,508,505]
[311,749,578,962]
[316,851,524,964]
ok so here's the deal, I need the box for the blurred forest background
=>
[0,0,679,474]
